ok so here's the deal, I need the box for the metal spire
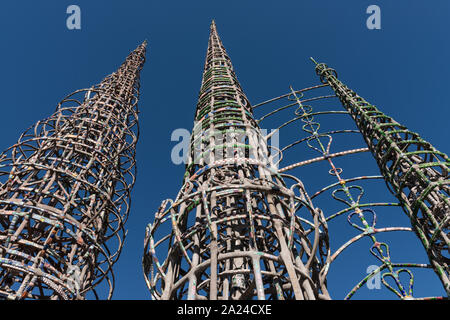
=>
[143,22,329,300]
[0,41,147,300]
[313,60,449,295]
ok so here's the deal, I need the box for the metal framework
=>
[143,21,448,300]
[313,60,449,295]
[252,77,448,299]
[143,21,330,300]
[0,42,146,300]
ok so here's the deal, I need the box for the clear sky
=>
[0,0,448,300]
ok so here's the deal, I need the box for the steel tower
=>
[250,59,448,299]
[313,60,449,295]
[0,42,146,299]
[144,21,448,300]
[143,21,330,300]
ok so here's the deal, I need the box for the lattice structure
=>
[143,21,330,300]
[0,42,146,300]
[250,60,448,299]
[143,21,448,300]
[312,60,449,296]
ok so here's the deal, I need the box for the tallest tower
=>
[143,21,330,300]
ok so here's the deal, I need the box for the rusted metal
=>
[0,41,147,300]
[143,21,329,300]
[253,83,447,299]
[143,21,448,300]
[313,60,449,296]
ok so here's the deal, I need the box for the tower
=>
[249,59,448,299]
[313,60,449,295]
[143,21,329,300]
[144,21,448,300]
[0,42,146,299]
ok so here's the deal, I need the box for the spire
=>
[98,41,147,100]
[0,44,146,300]
[314,60,450,295]
[143,21,328,301]
[198,20,249,108]
[190,19,257,174]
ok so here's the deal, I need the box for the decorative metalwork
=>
[0,41,147,300]
[143,21,448,300]
[254,81,446,299]
[143,21,330,300]
[312,59,449,296]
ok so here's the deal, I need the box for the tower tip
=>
[310,57,318,65]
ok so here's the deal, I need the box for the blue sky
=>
[0,1,448,300]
